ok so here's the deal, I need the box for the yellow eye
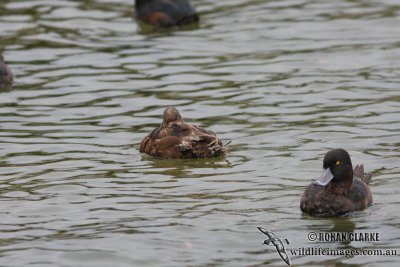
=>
[336,160,341,166]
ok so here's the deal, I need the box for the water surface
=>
[1,0,399,266]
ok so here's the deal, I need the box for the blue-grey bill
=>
[313,168,334,186]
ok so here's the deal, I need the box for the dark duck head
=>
[314,148,353,190]
[300,148,373,216]
[140,107,227,159]
[134,0,199,27]
[0,55,13,90]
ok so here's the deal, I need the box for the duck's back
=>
[348,178,373,210]
[300,177,372,216]
[140,133,183,159]
[139,124,225,159]
[136,0,198,26]
[180,130,225,158]
[0,57,13,89]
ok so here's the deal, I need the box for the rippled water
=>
[1,0,400,266]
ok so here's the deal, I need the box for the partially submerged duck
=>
[134,0,199,27]
[0,55,13,90]
[300,148,373,216]
[140,107,227,159]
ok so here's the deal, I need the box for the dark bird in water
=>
[134,0,199,27]
[140,107,227,159]
[0,55,13,90]
[301,148,373,217]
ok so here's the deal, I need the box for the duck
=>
[140,107,227,159]
[300,148,373,216]
[0,55,13,90]
[134,0,199,27]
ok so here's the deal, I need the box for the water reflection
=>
[136,20,200,34]
[141,155,232,178]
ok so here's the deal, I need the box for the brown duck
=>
[0,55,13,90]
[134,0,199,27]
[140,107,227,159]
[300,148,373,216]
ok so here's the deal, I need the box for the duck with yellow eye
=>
[300,148,373,216]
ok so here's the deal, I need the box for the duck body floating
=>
[0,55,13,90]
[301,148,373,217]
[140,108,227,159]
[134,0,199,27]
